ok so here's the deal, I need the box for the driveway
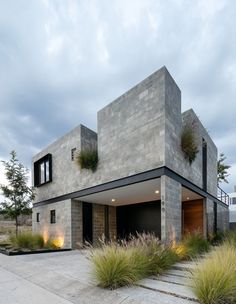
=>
[0,250,198,304]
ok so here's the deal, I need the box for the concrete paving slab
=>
[137,278,197,301]
[0,267,72,304]
[152,274,190,285]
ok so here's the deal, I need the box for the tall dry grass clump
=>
[91,233,179,289]
[192,244,236,304]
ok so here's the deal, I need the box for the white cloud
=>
[0,0,236,193]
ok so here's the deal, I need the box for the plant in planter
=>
[76,148,98,172]
[181,123,199,164]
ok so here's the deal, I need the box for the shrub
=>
[91,233,179,289]
[223,231,236,247]
[192,244,236,304]
[9,233,44,250]
[91,245,138,289]
[76,149,98,172]
[179,233,209,259]
[181,124,199,164]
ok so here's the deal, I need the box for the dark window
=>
[71,148,76,161]
[202,139,207,191]
[34,154,52,187]
[232,198,236,205]
[36,213,40,223]
[50,210,56,224]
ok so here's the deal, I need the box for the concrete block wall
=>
[109,206,117,240]
[32,124,97,203]
[217,203,229,232]
[97,67,166,181]
[206,198,214,235]
[92,204,105,244]
[32,199,72,248]
[161,175,182,241]
[71,200,83,248]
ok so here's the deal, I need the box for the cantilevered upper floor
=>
[32,66,218,203]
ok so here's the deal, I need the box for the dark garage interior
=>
[116,200,161,239]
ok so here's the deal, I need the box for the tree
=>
[0,151,35,235]
[217,153,231,184]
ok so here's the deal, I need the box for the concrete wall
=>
[33,66,218,204]
[161,175,182,241]
[217,203,229,232]
[32,199,73,248]
[33,124,97,203]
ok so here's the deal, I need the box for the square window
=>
[36,213,40,223]
[71,148,76,161]
[232,198,236,205]
[50,210,56,224]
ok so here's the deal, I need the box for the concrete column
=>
[161,175,182,242]
[71,200,83,249]
[206,198,214,235]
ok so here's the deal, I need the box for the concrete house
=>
[32,67,229,249]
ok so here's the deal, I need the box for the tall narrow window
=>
[71,148,76,161]
[202,139,207,191]
[36,213,40,223]
[50,210,56,224]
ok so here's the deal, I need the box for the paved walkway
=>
[0,250,199,304]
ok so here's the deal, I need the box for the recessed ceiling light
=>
[155,190,159,194]
[187,197,190,200]
[111,199,116,202]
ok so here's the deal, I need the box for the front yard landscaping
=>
[90,232,236,304]
[0,232,69,255]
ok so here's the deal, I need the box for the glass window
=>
[36,213,40,222]
[34,154,52,187]
[50,210,56,224]
[40,162,45,184]
[232,198,236,205]
[45,160,50,182]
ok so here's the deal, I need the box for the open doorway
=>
[82,202,93,243]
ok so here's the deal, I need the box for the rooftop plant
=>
[76,148,98,172]
[181,123,199,164]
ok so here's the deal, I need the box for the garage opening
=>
[117,201,161,239]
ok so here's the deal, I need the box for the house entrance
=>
[182,199,204,235]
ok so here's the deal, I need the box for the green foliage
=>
[9,233,44,250]
[0,151,35,235]
[177,233,209,259]
[91,246,138,289]
[217,153,231,184]
[91,233,179,289]
[192,244,236,304]
[76,149,98,172]
[181,124,199,164]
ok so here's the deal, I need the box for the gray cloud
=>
[0,0,235,192]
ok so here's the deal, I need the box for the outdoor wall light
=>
[111,198,116,202]
[187,197,190,200]
[155,190,159,194]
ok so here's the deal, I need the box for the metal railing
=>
[217,185,230,206]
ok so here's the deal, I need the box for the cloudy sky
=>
[0,0,235,194]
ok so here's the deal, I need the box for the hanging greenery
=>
[181,124,199,164]
[76,148,98,172]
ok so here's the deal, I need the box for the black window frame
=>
[232,198,236,205]
[202,138,207,191]
[50,210,56,224]
[34,154,52,187]
[36,212,40,223]
[71,148,76,161]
